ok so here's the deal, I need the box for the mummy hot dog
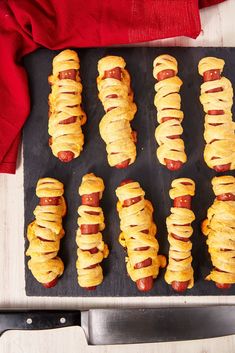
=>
[26,178,66,288]
[48,49,87,162]
[198,57,235,171]
[153,55,187,170]
[76,173,109,289]
[165,178,195,292]
[116,179,166,291]
[97,56,137,169]
[202,176,235,289]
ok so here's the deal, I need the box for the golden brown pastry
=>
[116,179,166,292]
[48,49,86,162]
[198,57,235,172]
[202,175,235,289]
[26,178,66,288]
[76,173,109,289]
[153,54,187,170]
[97,56,137,169]
[165,178,195,292]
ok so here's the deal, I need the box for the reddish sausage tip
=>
[43,277,58,288]
[115,159,131,169]
[216,282,231,289]
[120,179,134,186]
[171,280,189,292]
[164,159,183,171]
[136,277,153,291]
[58,151,75,162]
[85,286,97,291]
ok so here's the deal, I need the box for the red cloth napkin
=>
[0,0,226,174]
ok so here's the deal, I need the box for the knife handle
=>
[0,310,81,336]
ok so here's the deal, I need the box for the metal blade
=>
[81,306,235,345]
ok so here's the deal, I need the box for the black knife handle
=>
[0,310,81,336]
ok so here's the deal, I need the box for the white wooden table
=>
[1,1,235,352]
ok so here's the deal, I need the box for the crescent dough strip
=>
[198,57,235,169]
[48,49,86,160]
[116,181,166,283]
[26,178,66,284]
[165,178,195,289]
[153,54,187,167]
[76,173,109,288]
[97,56,137,167]
[202,176,235,284]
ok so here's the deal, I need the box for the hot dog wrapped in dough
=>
[97,56,137,169]
[198,57,235,171]
[76,173,109,289]
[26,178,66,288]
[202,176,235,289]
[165,178,195,292]
[48,49,87,162]
[153,55,187,171]
[116,179,166,291]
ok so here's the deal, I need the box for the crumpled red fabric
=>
[0,0,226,173]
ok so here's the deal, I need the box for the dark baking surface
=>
[23,47,235,297]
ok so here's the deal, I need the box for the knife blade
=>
[0,306,235,345]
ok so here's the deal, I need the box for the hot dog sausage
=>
[52,68,78,162]
[59,69,77,80]
[39,195,61,288]
[203,69,220,82]
[203,68,231,172]
[104,67,122,80]
[57,151,75,163]
[213,188,235,289]
[80,191,101,290]
[81,193,100,207]
[156,69,183,171]
[217,193,235,201]
[115,159,131,169]
[215,267,231,289]
[102,68,136,169]
[174,194,191,209]
[157,69,175,81]
[170,182,192,292]
[120,179,153,292]
[43,277,58,288]
[39,197,60,206]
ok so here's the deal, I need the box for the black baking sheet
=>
[23,47,235,297]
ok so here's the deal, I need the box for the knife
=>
[0,306,235,345]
